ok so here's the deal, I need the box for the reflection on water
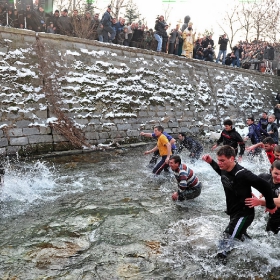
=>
[0,146,279,279]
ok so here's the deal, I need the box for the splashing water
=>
[0,147,279,279]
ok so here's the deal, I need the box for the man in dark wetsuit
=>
[212,119,245,161]
[245,160,280,234]
[176,132,203,163]
[202,145,277,264]
[140,130,176,167]
[169,155,202,201]
[0,162,4,186]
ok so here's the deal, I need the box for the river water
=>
[0,145,280,280]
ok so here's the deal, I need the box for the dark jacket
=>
[57,15,73,35]
[274,106,280,119]
[247,123,268,144]
[177,136,203,154]
[258,173,280,233]
[218,36,228,51]
[154,20,166,36]
[210,161,276,216]
[101,11,112,27]
[217,128,245,156]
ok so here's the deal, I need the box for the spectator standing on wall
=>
[162,24,169,53]
[57,9,73,36]
[216,34,228,65]
[232,44,243,67]
[46,10,60,34]
[274,104,280,127]
[168,24,180,55]
[154,15,166,52]
[101,5,116,43]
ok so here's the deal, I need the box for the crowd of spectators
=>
[0,3,279,73]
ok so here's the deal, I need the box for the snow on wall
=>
[0,27,279,155]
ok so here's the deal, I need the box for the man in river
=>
[212,119,245,161]
[0,163,4,186]
[202,145,277,264]
[176,132,203,163]
[245,160,280,234]
[144,125,171,175]
[169,155,202,201]
[140,129,176,167]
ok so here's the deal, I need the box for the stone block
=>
[28,135,53,144]
[126,130,139,137]
[85,131,99,140]
[138,111,148,117]
[8,128,23,137]
[16,120,32,128]
[23,127,40,135]
[168,121,179,128]
[7,146,21,154]
[35,110,48,119]
[109,131,126,138]
[0,138,8,147]
[10,137,29,146]
[117,124,130,130]
[39,126,52,134]
[53,134,68,142]
[0,147,6,155]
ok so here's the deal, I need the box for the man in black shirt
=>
[202,145,277,264]
[212,119,245,161]
[245,160,280,234]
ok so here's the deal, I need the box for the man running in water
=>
[245,160,280,234]
[176,132,203,163]
[212,119,245,161]
[140,130,176,167]
[169,155,202,201]
[144,125,171,175]
[202,145,277,264]
[0,163,4,186]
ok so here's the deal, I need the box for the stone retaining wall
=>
[0,27,280,156]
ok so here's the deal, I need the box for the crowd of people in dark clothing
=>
[0,3,279,71]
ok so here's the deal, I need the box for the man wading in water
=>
[0,163,4,186]
[202,145,277,264]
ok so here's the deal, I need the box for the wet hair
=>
[263,137,275,145]
[274,145,280,153]
[216,145,236,158]
[271,160,280,170]
[179,132,186,137]
[223,119,233,126]
[154,125,164,132]
[170,155,181,164]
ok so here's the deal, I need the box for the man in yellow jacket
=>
[144,125,171,175]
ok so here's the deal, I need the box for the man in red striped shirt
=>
[169,155,202,201]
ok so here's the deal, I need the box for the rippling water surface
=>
[0,146,280,279]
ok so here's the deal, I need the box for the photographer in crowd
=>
[216,34,229,65]
[203,44,214,61]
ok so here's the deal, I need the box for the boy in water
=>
[212,119,245,162]
[169,155,202,201]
